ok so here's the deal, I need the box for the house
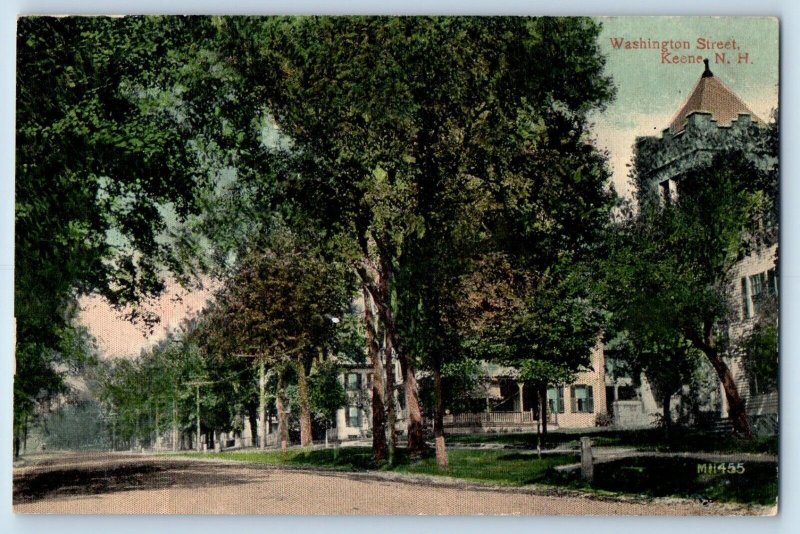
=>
[442,340,611,433]
[334,362,407,441]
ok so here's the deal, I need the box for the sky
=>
[591,16,779,197]
[77,16,780,359]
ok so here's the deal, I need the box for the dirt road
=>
[12,452,773,515]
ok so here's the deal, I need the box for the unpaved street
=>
[13,452,773,515]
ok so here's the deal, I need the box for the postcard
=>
[12,15,779,515]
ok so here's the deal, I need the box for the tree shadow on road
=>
[13,460,262,504]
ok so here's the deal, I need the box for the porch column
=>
[518,382,525,413]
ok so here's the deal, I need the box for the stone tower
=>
[633,59,774,209]
[632,60,778,425]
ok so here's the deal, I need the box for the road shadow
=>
[13,459,262,504]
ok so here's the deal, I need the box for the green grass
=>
[553,457,779,506]
[179,447,576,486]
[178,445,777,505]
[446,429,778,455]
[188,447,379,471]
[395,450,576,486]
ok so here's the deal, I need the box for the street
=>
[12,452,773,515]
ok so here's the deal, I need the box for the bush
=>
[595,412,613,427]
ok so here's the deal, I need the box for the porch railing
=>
[442,411,555,427]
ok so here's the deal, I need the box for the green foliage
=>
[419,359,487,414]
[207,223,357,364]
[308,361,348,423]
[517,359,576,386]
[603,149,774,355]
[740,295,778,394]
[15,16,221,443]
[91,332,209,446]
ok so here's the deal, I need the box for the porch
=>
[440,410,559,434]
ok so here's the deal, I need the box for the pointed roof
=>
[668,59,762,134]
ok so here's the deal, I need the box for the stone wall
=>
[634,111,774,207]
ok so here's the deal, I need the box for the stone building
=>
[629,59,778,432]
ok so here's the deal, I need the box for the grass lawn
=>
[446,428,778,455]
[178,446,776,505]
[562,457,779,506]
[180,447,576,486]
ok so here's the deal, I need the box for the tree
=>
[605,331,697,439]
[308,360,348,442]
[206,17,615,460]
[603,147,778,438]
[207,223,356,448]
[15,16,224,451]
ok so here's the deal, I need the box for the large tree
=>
[206,223,356,448]
[603,145,778,438]
[15,16,225,452]
[205,16,615,458]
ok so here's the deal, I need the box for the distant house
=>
[334,362,406,441]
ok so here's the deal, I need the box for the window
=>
[741,277,751,320]
[658,179,678,205]
[659,180,671,205]
[547,386,565,414]
[570,385,594,413]
[767,268,778,296]
[346,373,361,391]
[750,272,766,315]
[347,406,361,428]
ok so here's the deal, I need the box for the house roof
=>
[668,59,762,134]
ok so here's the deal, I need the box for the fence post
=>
[580,437,594,482]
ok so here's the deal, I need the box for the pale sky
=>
[79,280,216,359]
[590,16,779,197]
[78,17,780,359]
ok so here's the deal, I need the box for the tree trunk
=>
[248,411,258,448]
[433,366,449,469]
[690,331,753,438]
[172,394,179,452]
[13,432,20,459]
[538,383,548,437]
[296,360,313,447]
[258,359,267,449]
[384,330,397,464]
[364,288,388,464]
[662,393,672,441]
[357,258,425,454]
[276,369,289,450]
[709,352,752,438]
[399,353,425,453]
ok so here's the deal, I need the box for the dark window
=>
[750,272,767,315]
[767,268,778,296]
[570,385,594,413]
[659,180,671,205]
[346,373,361,391]
[347,406,361,428]
[741,277,751,320]
[547,386,565,414]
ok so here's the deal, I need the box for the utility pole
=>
[259,358,267,449]
[236,353,269,449]
[186,380,212,452]
[172,393,178,452]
